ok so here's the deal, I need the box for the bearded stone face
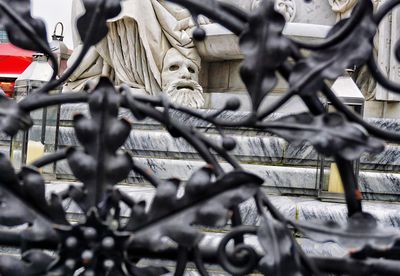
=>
[161,48,205,109]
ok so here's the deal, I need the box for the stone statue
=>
[66,0,205,107]
[65,0,295,108]
[162,48,204,108]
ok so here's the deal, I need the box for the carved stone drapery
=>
[66,0,206,108]
[375,0,400,101]
[329,0,400,101]
[275,0,297,22]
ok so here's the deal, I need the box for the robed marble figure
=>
[67,0,208,108]
[66,0,263,108]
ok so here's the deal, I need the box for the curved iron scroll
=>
[0,0,399,275]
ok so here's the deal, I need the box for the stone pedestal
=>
[195,1,400,118]
[196,22,332,113]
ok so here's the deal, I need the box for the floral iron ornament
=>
[0,0,400,275]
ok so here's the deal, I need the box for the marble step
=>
[3,123,400,174]
[58,104,260,133]
[4,100,400,135]
[6,105,400,156]
[14,124,400,171]
[55,157,400,201]
[55,104,400,132]
[46,181,400,231]
[55,103,400,152]
[23,103,398,137]
[55,158,319,197]
[1,181,395,261]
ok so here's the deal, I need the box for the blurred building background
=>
[0,26,33,97]
[0,27,8,43]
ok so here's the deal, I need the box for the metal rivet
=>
[65,237,78,248]
[83,227,97,240]
[103,259,115,270]
[102,237,115,249]
[81,250,94,264]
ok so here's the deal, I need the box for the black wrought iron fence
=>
[0,0,399,275]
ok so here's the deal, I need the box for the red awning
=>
[0,43,34,78]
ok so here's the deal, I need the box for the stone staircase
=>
[2,104,400,250]
[50,104,400,200]
[3,103,400,199]
[39,180,400,259]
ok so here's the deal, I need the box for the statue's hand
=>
[177,15,212,31]
[197,15,212,25]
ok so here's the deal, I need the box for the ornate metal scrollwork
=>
[0,0,400,275]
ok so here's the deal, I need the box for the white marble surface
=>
[5,105,400,200]
[46,182,400,230]
[41,181,400,260]
[52,117,400,170]
[195,22,332,61]
[55,157,319,193]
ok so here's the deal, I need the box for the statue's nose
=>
[179,67,192,80]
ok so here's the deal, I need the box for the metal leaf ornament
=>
[78,0,122,46]
[268,112,384,160]
[49,210,134,276]
[0,154,59,250]
[289,1,376,96]
[0,0,49,51]
[0,250,54,276]
[0,154,38,227]
[19,167,68,225]
[258,216,302,276]
[295,212,400,252]
[67,77,133,211]
[125,168,263,250]
[0,95,32,137]
[240,0,292,111]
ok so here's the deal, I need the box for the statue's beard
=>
[164,80,205,109]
